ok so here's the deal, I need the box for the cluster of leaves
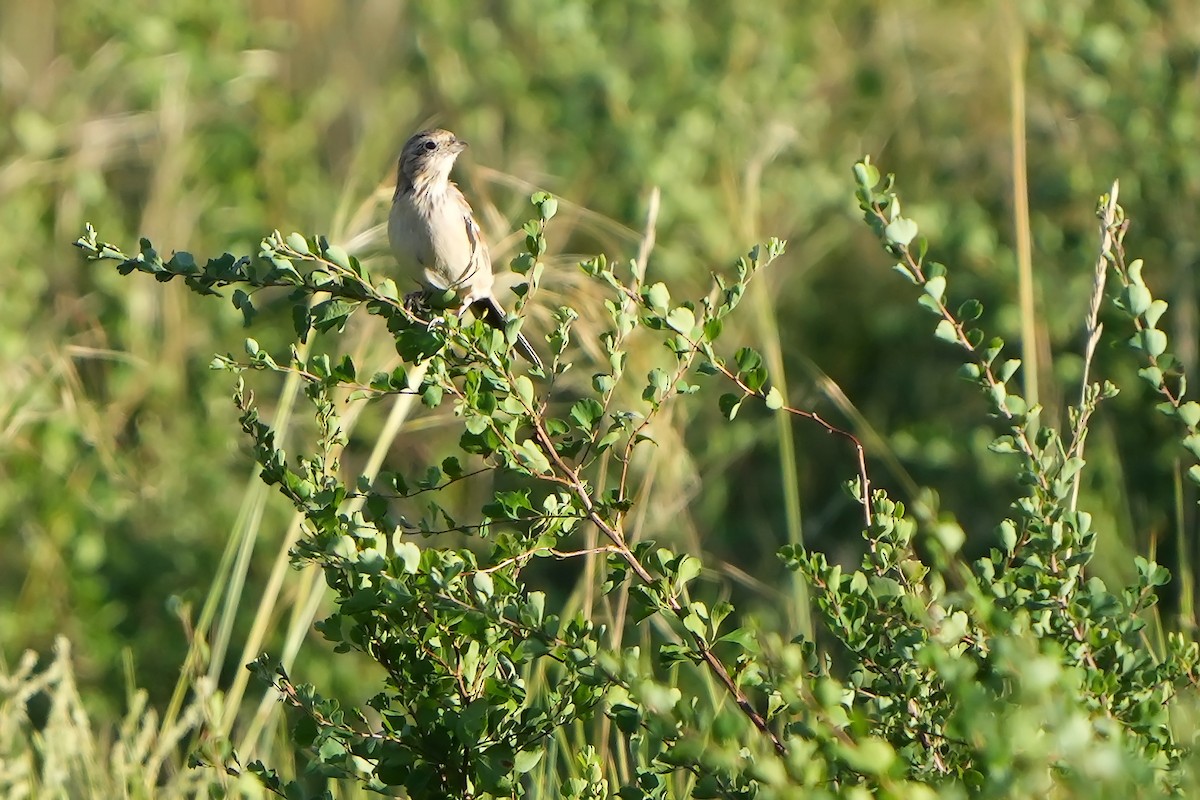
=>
[771,161,1200,792]
[79,196,817,797]
[76,164,1200,798]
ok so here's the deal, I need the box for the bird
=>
[388,128,542,369]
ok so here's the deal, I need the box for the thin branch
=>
[522,406,796,755]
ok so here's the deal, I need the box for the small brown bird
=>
[387,128,541,368]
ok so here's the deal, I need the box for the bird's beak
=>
[452,139,468,153]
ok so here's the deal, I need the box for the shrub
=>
[75,167,1199,798]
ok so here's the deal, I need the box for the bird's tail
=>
[472,297,543,370]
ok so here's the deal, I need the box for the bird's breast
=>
[388,199,433,269]
[388,193,475,291]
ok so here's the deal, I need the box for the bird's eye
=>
[423,140,437,152]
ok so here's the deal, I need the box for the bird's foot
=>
[402,290,438,323]
[402,290,428,312]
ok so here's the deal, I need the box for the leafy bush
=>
[75,164,1199,797]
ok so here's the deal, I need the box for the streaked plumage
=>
[388,128,541,368]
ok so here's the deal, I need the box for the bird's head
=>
[396,128,468,194]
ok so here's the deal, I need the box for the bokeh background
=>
[3,0,1199,790]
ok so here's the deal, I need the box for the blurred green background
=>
[2,0,1198,775]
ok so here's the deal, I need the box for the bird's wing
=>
[451,184,493,297]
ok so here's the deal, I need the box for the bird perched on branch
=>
[388,128,542,368]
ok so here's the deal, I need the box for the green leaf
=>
[292,302,312,342]
[595,429,621,452]
[683,612,707,639]
[232,289,256,325]
[934,521,966,554]
[1188,465,1200,487]
[1125,284,1153,316]
[645,368,670,401]
[988,382,1007,408]
[325,244,351,271]
[998,519,1018,554]
[743,366,769,392]
[892,263,919,284]
[532,192,558,221]
[516,439,552,474]
[853,159,880,190]
[916,294,942,316]
[511,253,535,275]
[515,375,535,408]
[441,456,463,478]
[317,738,347,761]
[1134,555,1171,588]
[570,398,605,431]
[703,318,723,342]
[394,541,420,573]
[372,280,397,302]
[332,355,355,382]
[1138,366,1164,388]
[285,232,310,254]
[884,217,918,247]
[934,319,958,344]
[923,275,946,303]
[675,555,702,588]
[311,299,355,334]
[718,393,743,420]
[848,571,868,595]
[1183,434,1200,460]
[666,306,695,334]
[643,282,670,314]
[628,585,660,623]
[734,347,763,374]
[592,373,615,394]
[422,384,443,408]
[1178,402,1200,428]
[957,298,984,320]
[958,363,982,380]
[513,748,544,774]
[472,571,494,599]
[1145,299,1169,328]
[579,254,606,276]
[1131,328,1168,358]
